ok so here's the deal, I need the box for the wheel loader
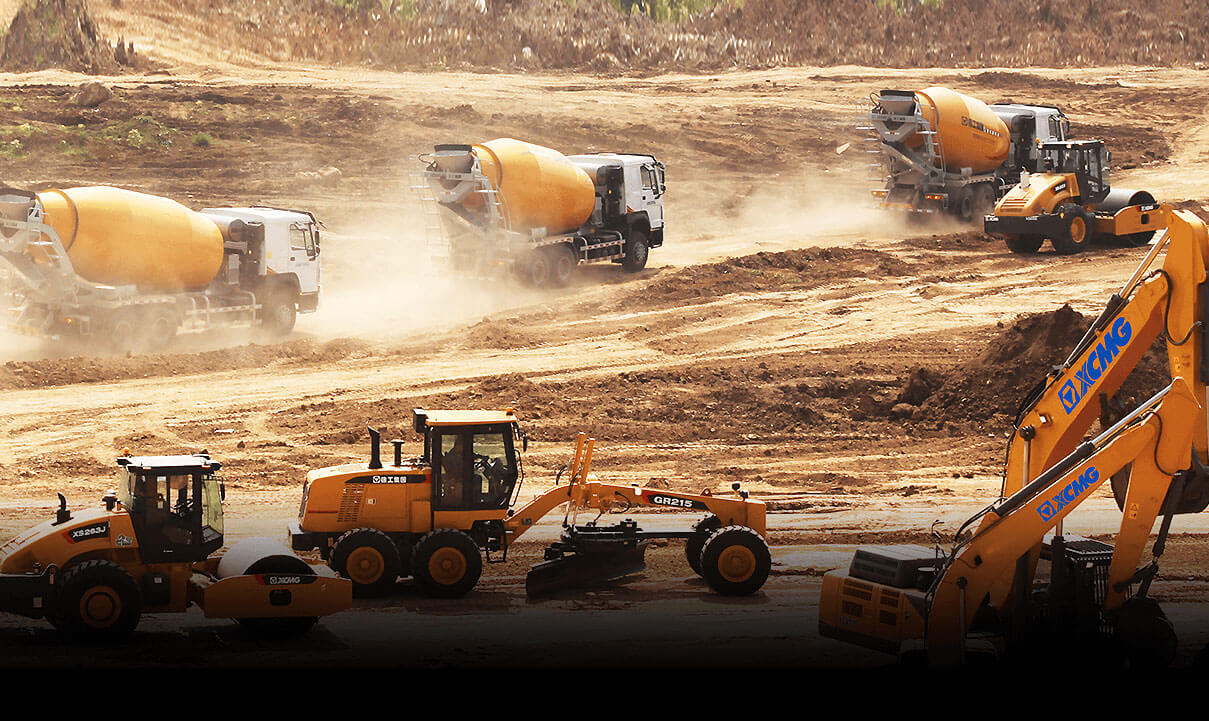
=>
[820,208,1209,667]
[290,409,770,598]
[0,454,351,638]
[984,139,1166,254]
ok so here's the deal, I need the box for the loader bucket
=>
[525,522,649,598]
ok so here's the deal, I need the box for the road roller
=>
[0,453,350,638]
[985,139,1167,254]
[865,87,1069,222]
[416,138,665,286]
[290,411,769,599]
[0,185,322,350]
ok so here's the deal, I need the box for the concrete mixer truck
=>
[864,87,1070,221]
[0,186,321,350]
[416,138,665,286]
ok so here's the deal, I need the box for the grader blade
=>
[525,522,649,598]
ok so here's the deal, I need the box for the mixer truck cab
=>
[419,139,665,287]
[0,186,324,350]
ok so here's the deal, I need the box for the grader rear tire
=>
[412,529,482,598]
[699,526,771,596]
[331,528,402,598]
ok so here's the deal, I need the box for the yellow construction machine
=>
[290,409,769,598]
[821,208,1209,666]
[985,139,1166,254]
[0,454,351,637]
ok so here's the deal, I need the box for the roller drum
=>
[36,186,224,292]
[470,138,596,235]
[217,538,314,579]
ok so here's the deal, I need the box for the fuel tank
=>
[37,186,224,292]
[466,138,596,234]
[876,87,1011,174]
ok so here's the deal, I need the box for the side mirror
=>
[522,433,529,453]
[220,482,226,502]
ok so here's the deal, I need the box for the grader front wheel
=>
[699,526,771,596]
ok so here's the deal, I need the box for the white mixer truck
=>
[0,186,321,350]
[417,138,665,286]
[864,87,1069,221]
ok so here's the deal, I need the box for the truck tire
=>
[147,310,179,348]
[106,312,139,354]
[260,288,298,335]
[956,193,975,223]
[521,250,552,288]
[685,513,722,576]
[1004,234,1044,254]
[699,526,771,596]
[1051,204,1094,255]
[51,560,142,637]
[622,229,649,273]
[972,184,996,220]
[546,244,577,287]
[330,528,401,597]
[411,528,482,598]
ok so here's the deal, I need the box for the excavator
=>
[290,409,770,599]
[820,207,1209,666]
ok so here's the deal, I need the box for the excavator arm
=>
[926,209,1209,663]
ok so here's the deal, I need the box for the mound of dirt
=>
[123,0,1209,72]
[0,338,371,389]
[615,247,915,309]
[912,304,1168,425]
[0,0,142,73]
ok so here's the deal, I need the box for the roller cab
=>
[986,140,1167,255]
[0,454,350,638]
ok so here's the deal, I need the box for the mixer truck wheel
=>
[521,250,552,288]
[1004,235,1044,254]
[622,229,649,273]
[956,194,975,223]
[972,185,996,220]
[546,245,577,287]
[148,311,179,348]
[1051,205,1094,255]
[105,313,139,353]
[260,289,298,335]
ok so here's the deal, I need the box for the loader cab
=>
[1039,140,1110,205]
[116,455,225,563]
[414,410,522,511]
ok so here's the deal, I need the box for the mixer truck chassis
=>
[0,188,322,350]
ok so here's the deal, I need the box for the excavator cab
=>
[116,454,225,563]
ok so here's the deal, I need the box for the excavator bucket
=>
[525,522,649,598]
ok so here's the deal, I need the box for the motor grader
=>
[821,208,1209,667]
[0,454,350,637]
[290,409,770,598]
[985,139,1166,254]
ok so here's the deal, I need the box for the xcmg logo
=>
[1057,317,1132,413]
[1037,466,1099,522]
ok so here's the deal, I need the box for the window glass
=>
[202,475,223,535]
[471,432,516,507]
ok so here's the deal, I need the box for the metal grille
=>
[337,485,364,524]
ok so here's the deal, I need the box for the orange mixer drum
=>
[906,87,1011,174]
[37,186,224,292]
[470,138,596,234]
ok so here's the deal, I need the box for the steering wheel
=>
[473,454,507,483]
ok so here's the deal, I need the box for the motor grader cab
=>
[821,209,1209,667]
[292,408,771,599]
[985,139,1165,255]
[0,454,350,638]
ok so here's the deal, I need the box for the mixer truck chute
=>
[864,87,1068,221]
[417,139,665,287]
[0,187,322,350]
